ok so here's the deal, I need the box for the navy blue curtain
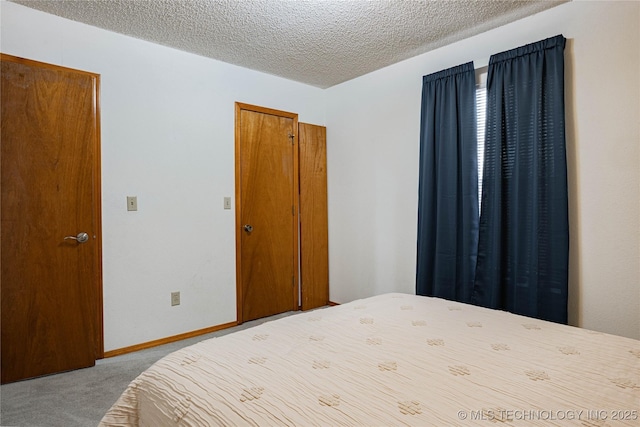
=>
[472,35,569,323]
[416,62,479,303]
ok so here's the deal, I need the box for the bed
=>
[99,293,639,426]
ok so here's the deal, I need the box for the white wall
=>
[1,1,326,351]
[326,0,640,340]
[2,0,638,347]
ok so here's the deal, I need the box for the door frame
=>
[1,53,104,360]
[234,102,299,323]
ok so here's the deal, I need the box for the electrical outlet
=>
[171,291,180,306]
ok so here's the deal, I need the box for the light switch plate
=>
[224,197,231,210]
[171,291,180,306]
[127,196,137,211]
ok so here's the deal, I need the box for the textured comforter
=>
[100,293,639,426]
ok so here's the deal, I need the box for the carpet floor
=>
[0,311,295,427]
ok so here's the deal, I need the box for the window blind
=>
[476,87,486,207]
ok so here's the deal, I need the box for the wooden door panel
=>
[236,104,298,322]
[1,55,102,384]
[299,123,329,310]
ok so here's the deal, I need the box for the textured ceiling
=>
[10,0,566,88]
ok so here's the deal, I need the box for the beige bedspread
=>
[100,293,639,426]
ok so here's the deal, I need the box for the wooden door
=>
[299,123,329,310]
[1,54,102,384]
[235,103,298,322]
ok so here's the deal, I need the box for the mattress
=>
[100,293,639,426]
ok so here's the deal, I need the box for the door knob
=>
[243,224,253,233]
[64,232,89,243]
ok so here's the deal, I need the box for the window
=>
[475,67,487,208]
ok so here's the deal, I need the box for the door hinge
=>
[288,132,295,145]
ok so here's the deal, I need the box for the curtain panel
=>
[472,35,569,323]
[416,62,479,303]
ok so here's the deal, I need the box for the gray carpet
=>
[0,311,296,427]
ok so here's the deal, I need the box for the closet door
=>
[299,123,329,310]
[235,103,299,322]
